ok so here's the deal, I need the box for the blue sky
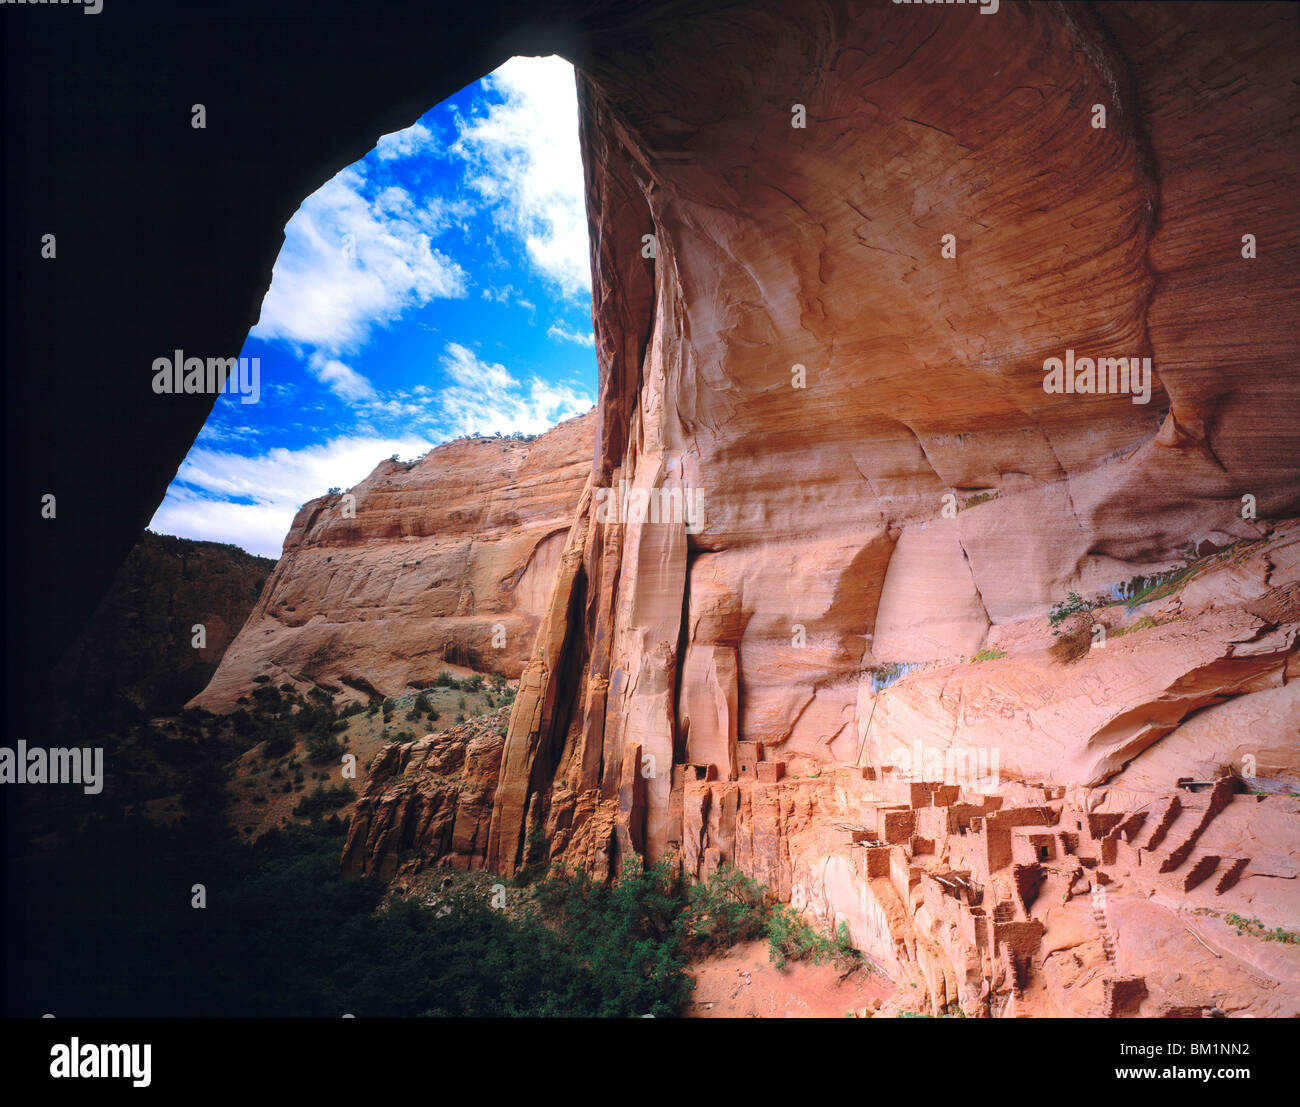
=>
[150,56,597,558]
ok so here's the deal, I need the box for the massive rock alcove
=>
[11,0,1297,1019]
[486,0,1299,876]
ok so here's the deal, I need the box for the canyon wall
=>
[191,411,595,712]
[282,0,1298,1016]
[485,0,1299,881]
[20,0,1294,1022]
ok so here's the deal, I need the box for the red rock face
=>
[219,0,1300,1016]
[489,0,1298,870]
[341,708,508,878]
[190,412,595,711]
[470,0,1300,1015]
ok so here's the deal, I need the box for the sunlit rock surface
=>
[475,0,1299,1016]
[490,0,1298,870]
[209,0,1297,1017]
[190,412,595,711]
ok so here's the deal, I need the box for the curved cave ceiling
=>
[6,0,1297,717]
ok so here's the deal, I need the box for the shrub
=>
[1224,914,1300,944]
[251,685,285,715]
[11,808,859,1019]
[1048,591,1092,633]
[533,858,693,1017]
[971,648,1006,662]
[305,733,344,764]
[291,783,355,820]
[260,725,295,759]
[1049,615,1093,665]
[1048,592,1097,664]
[683,866,768,955]
[765,906,860,971]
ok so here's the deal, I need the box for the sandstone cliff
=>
[473,1,1298,1016]
[341,708,509,880]
[487,0,1299,874]
[347,520,1298,1015]
[191,412,595,711]
[286,1,1299,1019]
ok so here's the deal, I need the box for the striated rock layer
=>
[191,412,595,712]
[349,523,1299,1017]
[342,708,509,880]
[281,0,1300,1017]
[470,0,1299,1015]
[488,0,1299,870]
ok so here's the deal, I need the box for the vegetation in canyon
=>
[19,669,859,1017]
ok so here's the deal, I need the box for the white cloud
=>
[547,321,595,347]
[437,342,593,437]
[453,56,591,299]
[196,422,262,445]
[308,352,378,403]
[375,121,439,161]
[172,59,600,558]
[149,433,436,559]
[250,165,467,355]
